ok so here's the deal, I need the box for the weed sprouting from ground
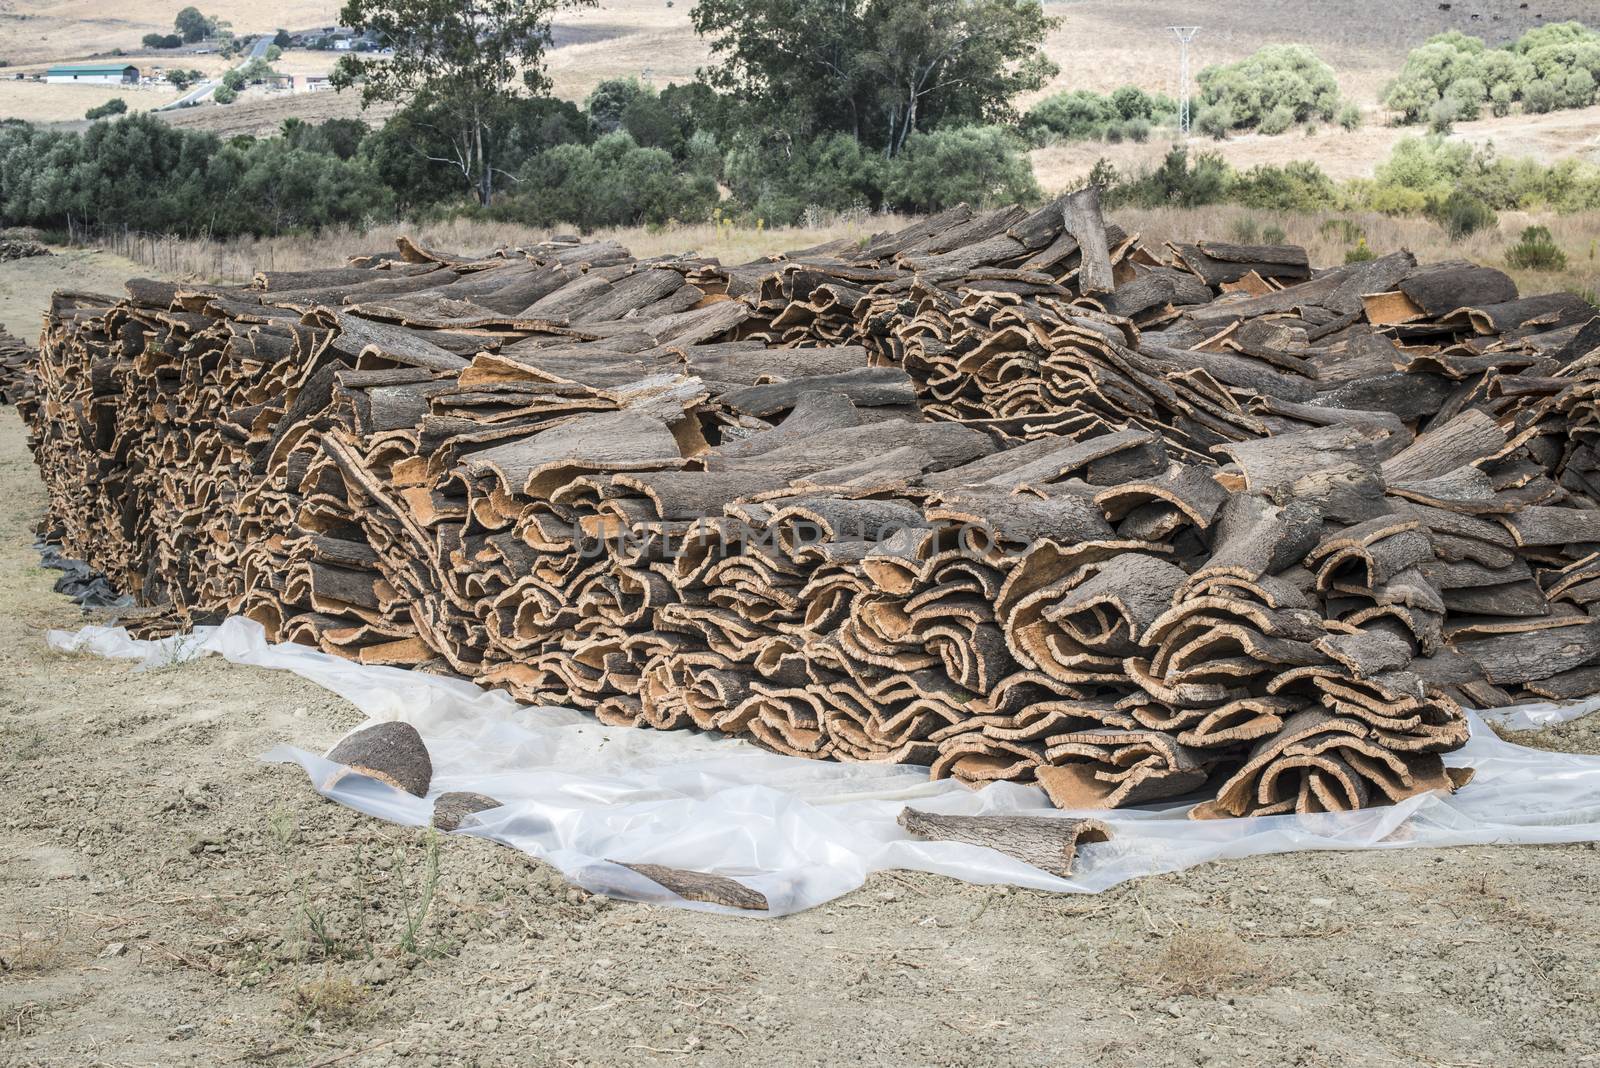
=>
[397,829,443,957]
[145,631,203,672]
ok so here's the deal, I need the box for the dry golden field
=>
[4,0,1598,129]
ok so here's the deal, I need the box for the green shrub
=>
[1197,44,1341,129]
[1506,225,1569,270]
[1490,83,1515,117]
[1337,103,1362,131]
[1230,160,1339,211]
[1262,224,1287,245]
[1258,105,1294,136]
[212,84,238,105]
[1524,78,1559,113]
[222,69,245,91]
[1432,189,1498,241]
[1230,217,1260,244]
[1104,146,1233,209]
[1022,87,1175,145]
[142,33,182,49]
[585,78,647,135]
[1386,22,1600,123]
[511,131,717,229]
[723,132,886,225]
[85,98,128,120]
[1196,104,1234,140]
[883,126,1039,213]
[1345,237,1376,263]
[1565,68,1598,108]
[1428,96,1458,133]
[1123,118,1152,143]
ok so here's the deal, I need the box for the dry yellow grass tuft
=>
[285,973,372,1029]
[0,923,70,976]
[1135,929,1282,998]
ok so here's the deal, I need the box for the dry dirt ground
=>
[4,258,1600,1068]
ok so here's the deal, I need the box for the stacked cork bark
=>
[0,330,34,405]
[19,190,1600,818]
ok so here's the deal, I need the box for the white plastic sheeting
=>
[49,617,1600,916]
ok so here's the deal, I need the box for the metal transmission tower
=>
[1170,26,1200,137]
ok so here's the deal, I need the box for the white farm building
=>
[45,64,139,86]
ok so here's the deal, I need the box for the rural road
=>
[157,33,273,110]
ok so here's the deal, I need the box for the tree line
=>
[3,2,1597,241]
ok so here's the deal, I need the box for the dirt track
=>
[3,259,1600,1066]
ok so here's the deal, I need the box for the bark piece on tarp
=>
[431,791,503,831]
[324,721,433,797]
[896,807,1111,879]
[612,861,770,911]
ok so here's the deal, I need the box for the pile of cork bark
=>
[0,330,34,404]
[18,189,1600,818]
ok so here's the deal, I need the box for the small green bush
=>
[1230,217,1260,244]
[1490,83,1515,117]
[884,126,1040,213]
[1258,105,1294,136]
[1345,237,1377,263]
[1337,102,1362,131]
[1428,96,1458,134]
[222,69,245,91]
[1506,225,1569,270]
[1022,86,1175,145]
[85,98,128,120]
[1522,78,1559,114]
[1197,44,1342,129]
[1262,224,1287,245]
[1433,189,1498,241]
[1196,104,1234,140]
[723,132,885,225]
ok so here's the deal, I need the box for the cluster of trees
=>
[1022,86,1177,145]
[215,57,282,104]
[1385,22,1600,127]
[1195,44,1352,136]
[143,7,221,48]
[0,74,1047,239]
[1022,46,1357,147]
[16,0,1598,243]
[319,0,1053,222]
[0,116,392,236]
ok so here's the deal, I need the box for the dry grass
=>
[285,974,371,1029]
[0,80,184,123]
[91,213,908,284]
[1026,0,1596,111]
[1133,929,1281,998]
[0,923,69,976]
[84,205,1600,306]
[1116,203,1600,301]
[0,1,338,67]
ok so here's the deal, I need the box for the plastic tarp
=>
[49,617,1600,917]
